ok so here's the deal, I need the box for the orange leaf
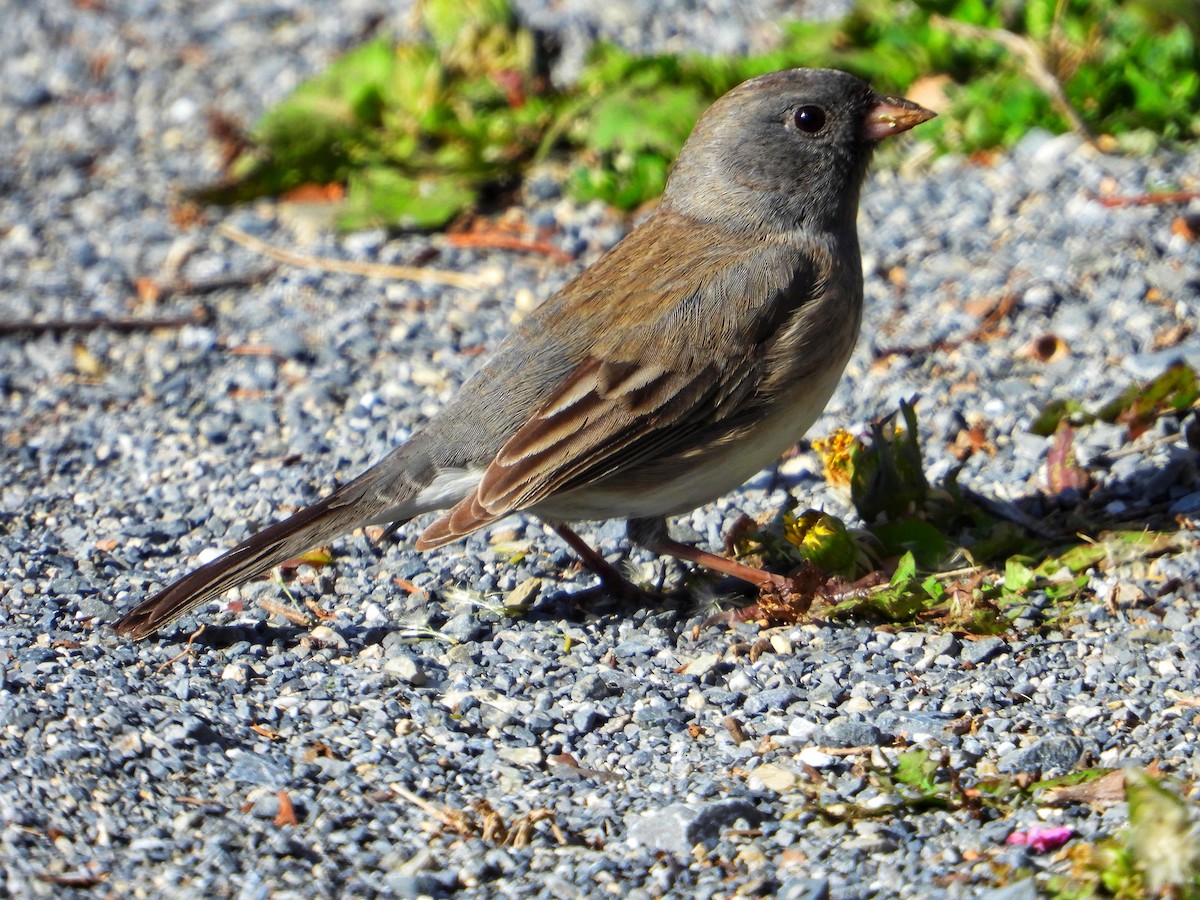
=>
[274,791,298,827]
[280,183,346,203]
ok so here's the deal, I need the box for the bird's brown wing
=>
[416,216,820,549]
[415,354,754,548]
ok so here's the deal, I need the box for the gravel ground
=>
[3,1,1200,897]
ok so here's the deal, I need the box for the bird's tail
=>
[113,467,415,640]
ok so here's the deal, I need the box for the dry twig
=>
[217,223,501,290]
[0,307,212,338]
[391,784,472,835]
[931,14,1095,143]
[256,598,313,628]
[1093,190,1200,209]
[154,625,206,672]
[444,231,573,264]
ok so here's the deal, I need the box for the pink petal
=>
[1006,825,1075,854]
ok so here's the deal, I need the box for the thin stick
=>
[1103,429,1191,460]
[931,14,1095,144]
[816,745,883,757]
[1094,190,1200,209]
[256,598,313,628]
[444,231,573,264]
[217,223,501,290]
[0,308,211,338]
[154,624,206,672]
[0,268,279,337]
[390,784,468,832]
[150,267,278,300]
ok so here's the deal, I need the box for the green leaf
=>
[187,0,1200,228]
[585,83,707,155]
[893,748,941,793]
[1035,530,1184,578]
[782,511,862,577]
[338,167,477,230]
[260,38,398,139]
[1035,364,1199,437]
[1031,399,1091,437]
[872,518,951,568]
[569,152,671,210]
[850,399,930,523]
[891,551,918,587]
[1097,363,1198,433]
[421,0,516,54]
[920,574,946,602]
[381,42,444,123]
[1003,558,1035,593]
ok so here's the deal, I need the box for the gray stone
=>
[962,637,1007,665]
[1169,491,1200,516]
[777,878,831,900]
[383,653,428,686]
[743,687,801,716]
[626,799,766,853]
[975,879,1040,900]
[997,736,1083,777]
[226,753,292,788]
[823,717,884,747]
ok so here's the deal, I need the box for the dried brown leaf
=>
[1041,770,1126,808]
[1152,322,1192,350]
[725,717,749,745]
[302,742,337,762]
[950,423,994,461]
[304,599,335,620]
[475,799,507,844]
[1047,421,1090,494]
[134,276,162,304]
[280,183,346,203]
[1171,214,1199,241]
[505,809,559,848]
[256,599,312,627]
[547,754,621,783]
[274,790,299,827]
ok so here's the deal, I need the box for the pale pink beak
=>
[862,94,936,142]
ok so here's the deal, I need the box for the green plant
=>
[191,0,1200,229]
[195,0,553,229]
[728,385,1192,632]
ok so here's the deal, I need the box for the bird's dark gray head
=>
[662,68,934,233]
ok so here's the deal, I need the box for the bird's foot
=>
[549,523,662,605]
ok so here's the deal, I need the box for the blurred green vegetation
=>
[192,0,1200,229]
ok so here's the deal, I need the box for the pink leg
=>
[643,531,796,593]
[625,516,794,593]
[553,518,799,606]
[549,523,647,601]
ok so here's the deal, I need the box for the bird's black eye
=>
[792,105,827,134]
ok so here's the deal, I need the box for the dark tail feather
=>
[114,487,402,640]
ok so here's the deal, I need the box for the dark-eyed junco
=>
[115,68,934,639]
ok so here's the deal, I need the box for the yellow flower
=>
[812,430,860,490]
[783,510,858,576]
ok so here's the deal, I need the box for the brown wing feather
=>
[416,211,823,549]
[416,353,756,548]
